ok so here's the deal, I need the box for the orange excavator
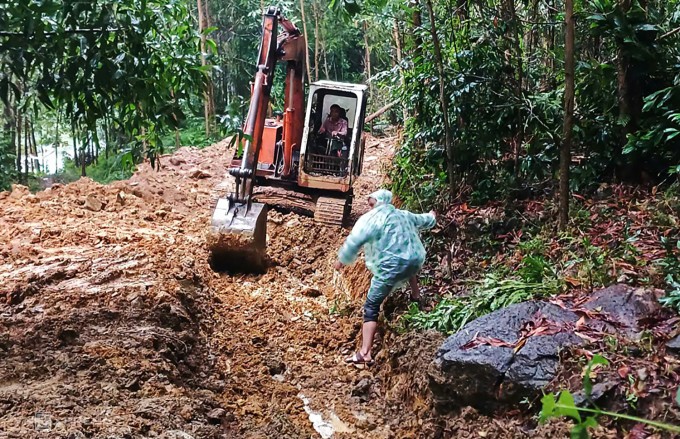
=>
[208,6,369,272]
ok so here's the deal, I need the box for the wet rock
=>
[666,335,680,354]
[116,191,127,205]
[169,157,186,166]
[429,285,664,414]
[572,381,618,406]
[351,377,373,402]
[429,302,580,413]
[189,168,211,179]
[582,284,661,334]
[207,408,226,424]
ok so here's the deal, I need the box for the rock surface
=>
[429,284,662,413]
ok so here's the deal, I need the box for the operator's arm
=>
[337,215,376,265]
[336,119,348,137]
[405,211,436,230]
[318,118,329,134]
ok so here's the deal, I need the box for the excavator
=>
[208,6,369,272]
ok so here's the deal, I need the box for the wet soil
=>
[1,135,577,438]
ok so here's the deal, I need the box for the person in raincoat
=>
[334,189,436,366]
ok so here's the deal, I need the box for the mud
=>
[1,133,579,438]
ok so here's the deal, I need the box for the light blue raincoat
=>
[338,189,436,286]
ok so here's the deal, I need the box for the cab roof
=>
[310,80,368,93]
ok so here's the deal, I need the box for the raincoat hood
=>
[368,189,393,206]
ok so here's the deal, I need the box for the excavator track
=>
[314,196,349,226]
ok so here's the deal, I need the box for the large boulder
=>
[428,302,579,413]
[428,284,662,414]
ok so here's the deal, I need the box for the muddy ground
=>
[0,135,578,438]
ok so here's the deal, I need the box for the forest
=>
[2,0,680,437]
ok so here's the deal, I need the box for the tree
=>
[560,0,575,230]
[424,0,455,193]
[198,0,216,138]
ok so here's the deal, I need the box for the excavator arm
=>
[209,6,306,273]
[231,6,306,205]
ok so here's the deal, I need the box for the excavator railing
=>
[305,154,349,176]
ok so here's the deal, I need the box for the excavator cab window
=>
[305,89,358,177]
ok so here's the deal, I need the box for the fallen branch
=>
[365,100,399,123]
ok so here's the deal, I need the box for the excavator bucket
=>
[208,198,268,273]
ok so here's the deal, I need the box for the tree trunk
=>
[424,0,455,193]
[393,18,408,123]
[81,140,86,177]
[299,0,313,83]
[24,118,29,180]
[322,38,329,79]
[363,21,373,97]
[543,0,557,90]
[30,119,39,173]
[312,0,320,81]
[559,0,575,230]
[197,0,215,139]
[16,108,22,180]
[501,0,524,176]
[411,0,424,119]
[55,112,60,173]
[72,125,78,169]
[615,0,644,180]
[103,114,109,160]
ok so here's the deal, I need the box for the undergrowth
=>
[400,274,563,334]
[402,182,680,335]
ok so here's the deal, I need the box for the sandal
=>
[344,351,375,366]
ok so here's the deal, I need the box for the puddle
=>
[298,393,353,438]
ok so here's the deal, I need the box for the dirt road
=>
[1,134,577,438]
[0,134,403,438]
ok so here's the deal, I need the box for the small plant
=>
[540,355,680,438]
[401,273,562,334]
[659,275,680,313]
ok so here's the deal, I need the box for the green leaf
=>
[584,355,609,398]
[570,422,592,439]
[202,26,218,35]
[206,38,217,54]
[557,391,582,422]
[539,393,557,423]
[587,14,607,21]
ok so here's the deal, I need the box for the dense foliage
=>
[0,0,210,189]
[351,0,680,207]
[3,0,680,205]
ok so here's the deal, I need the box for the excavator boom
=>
[208,6,305,273]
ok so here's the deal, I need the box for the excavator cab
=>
[299,81,368,193]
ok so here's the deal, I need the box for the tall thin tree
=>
[298,0,313,82]
[197,0,215,138]
[424,0,455,193]
[559,0,575,230]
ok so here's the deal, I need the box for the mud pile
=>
[0,133,576,438]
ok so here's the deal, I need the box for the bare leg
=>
[409,276,421,300]
[359,321,378,361]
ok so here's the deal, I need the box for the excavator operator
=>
[317,104,349,158]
